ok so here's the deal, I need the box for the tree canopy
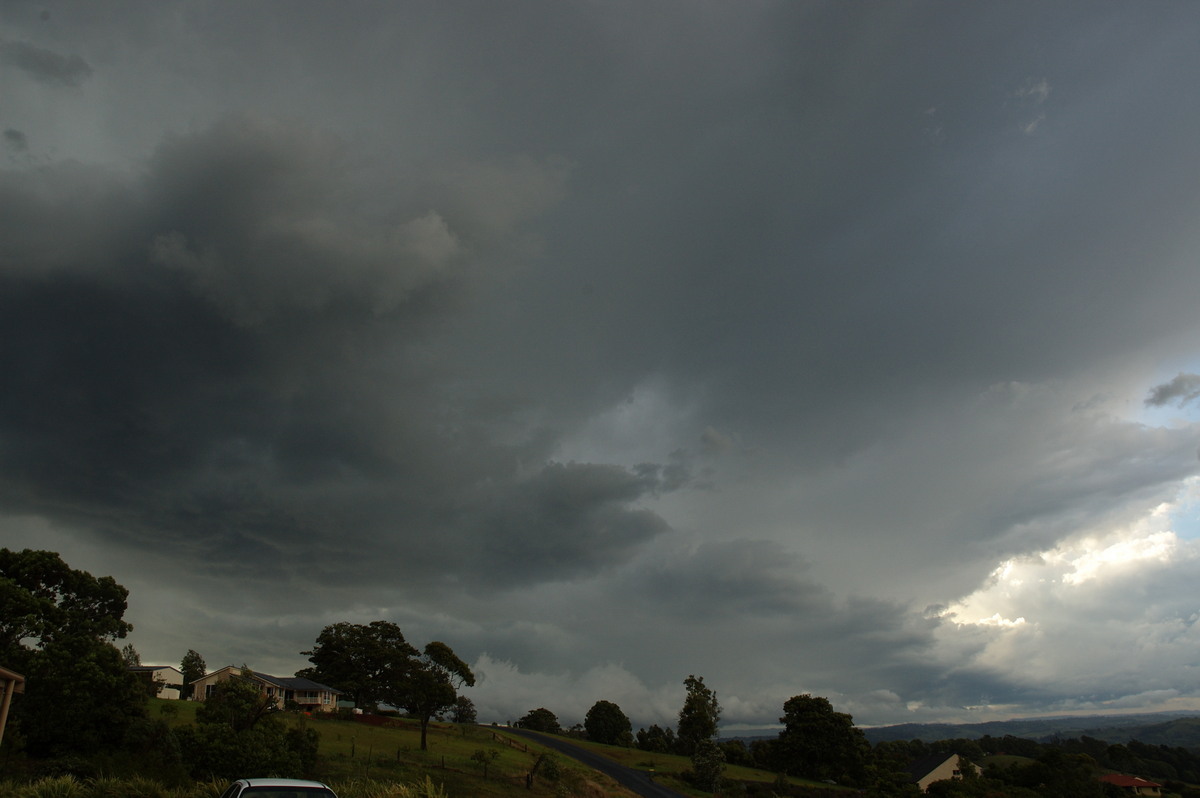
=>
[677,674,721,756]
[299,620,418,709]
[0,548,133,651]
[300,621,473,750]
[518,707,561,733]
[584,700,632,746]
[180,649,207,699]
[389,640,475,751]
[775,693,871,785]
[0,548,146,758]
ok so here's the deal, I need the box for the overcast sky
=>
[5,1,1200,733]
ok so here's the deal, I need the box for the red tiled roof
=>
[1100,774,1162,788]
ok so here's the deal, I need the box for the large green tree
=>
[299,620,417,709]
[0,548,146,757]
[517,707,561,733]
[676,674,720,756]
[636,723,676,753]
[301,622,474,751]
[584,700,632,746]
[452,695,477,724]
[179,668,319,780]
[0,548,133,650]
[180,649,207,699]
[774,694,871,785]
[195,668,276,732]
[389,640,475,752]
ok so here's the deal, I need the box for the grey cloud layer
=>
[5,1,1200,727]
[0,116,674,596]
[1,40,92,86]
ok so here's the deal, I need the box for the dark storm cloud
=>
[632,539,826,618]
[1,40,92,86]
[0,114,671,592]
[1146,374,1200,408]
[7,1,1200,727]
[3,129,27,151]
[466,462,671,584]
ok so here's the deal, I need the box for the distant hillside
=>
[863,712,1200,747]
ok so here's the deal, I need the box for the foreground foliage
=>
[299,622,475,752]
[0,549,148,759]
[0,775,449,798]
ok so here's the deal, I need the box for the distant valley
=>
[724,711,1200,748]
[861,711,1200,747]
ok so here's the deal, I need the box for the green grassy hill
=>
[148,700,821,797]
[152,699,630,797]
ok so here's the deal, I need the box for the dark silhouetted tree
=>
[0,548,146,757]
[452,695,477,724]
[775,694,870,786]
[180,649,207,699]
[690,738,727,793]
[637,724,676,753]
[195,667,276,732]
[518,707,561,733]
[299,620,417,710]
[390,640,475,751]
[302,620,473,751]
[676,674,720,756]
[585,700,632,745]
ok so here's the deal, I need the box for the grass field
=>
[148,699,834,797]
[152,699,638,796]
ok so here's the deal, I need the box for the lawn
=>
[483,729,851,797]
[148,700,846,797]
[150,700,639,797]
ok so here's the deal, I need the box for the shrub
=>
[24,776,87,798]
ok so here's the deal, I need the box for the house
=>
[190,665,341,712]
[129,664,184,699]
[1099,774,1163,796]
[0,666,24,746]
[908,753,979,793]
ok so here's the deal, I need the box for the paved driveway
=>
[503,728,685,798]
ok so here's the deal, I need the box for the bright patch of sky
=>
[943,499,1187,626]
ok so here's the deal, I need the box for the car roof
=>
[238,779,333,788]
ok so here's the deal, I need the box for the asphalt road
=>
[502,728,685,798]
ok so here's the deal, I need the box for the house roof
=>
[187,665,341,694]
[1100,774,1163,788]
[908,753,961,782]
[253,672,341,693]
[129,665,183,674]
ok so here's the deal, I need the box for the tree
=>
[585,700,632,746]
[181,649,207,699]
[301,621,473,751]
[637,724,676,753]
[195,668,277,732]
[0,548,133,650]
[181,667,319,780]
[690,738,727,793]
[389,640,475,751]
[452,695,477,724]
[518,707,561,733]
[121,643,141,666]
[677,674,720,756]
[299,620,418,710]
[0,548,146,757]
[775,694,871,786]
[19,634,149,757]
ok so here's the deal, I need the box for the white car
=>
[218,778,338,798]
